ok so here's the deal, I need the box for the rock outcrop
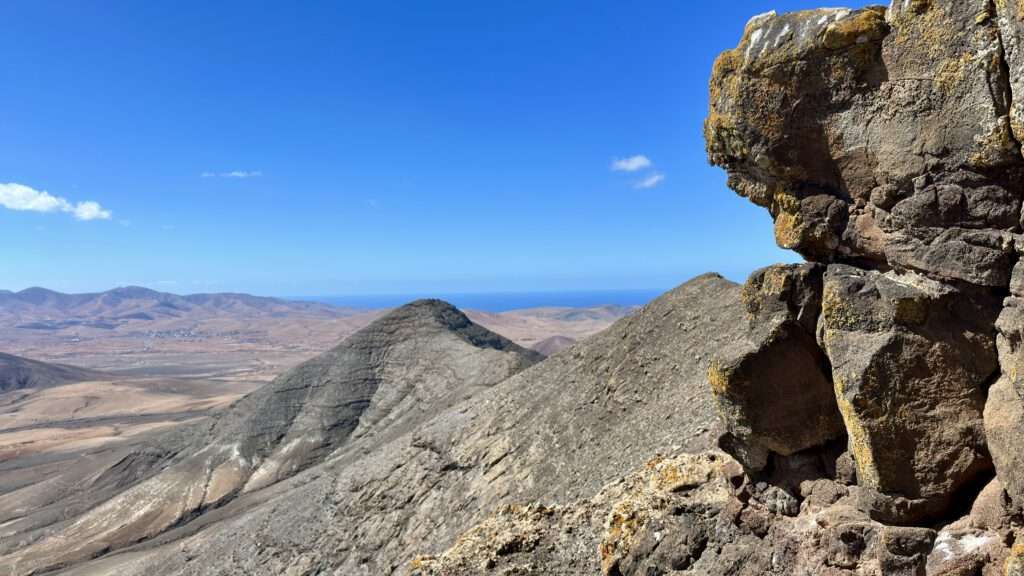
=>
[709,263,844,471]
[693,0,1024,573]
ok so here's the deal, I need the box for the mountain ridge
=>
[0,298,543,574]
[3,273,743,575]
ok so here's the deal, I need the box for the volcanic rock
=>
[709,263,844,471]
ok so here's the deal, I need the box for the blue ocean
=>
[301,289,665,312]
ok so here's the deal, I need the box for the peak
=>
[359,298,536,358]
[397,298,461,313]
[109,286,163,298]
[377,298,468,329]
[17,287,59,296]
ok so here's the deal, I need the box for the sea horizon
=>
[297,288,666,313]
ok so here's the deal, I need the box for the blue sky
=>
[0,1,869,297]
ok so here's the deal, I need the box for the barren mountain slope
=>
[0,352,105,392]
[33,273,743,576]
[0,300,541,575]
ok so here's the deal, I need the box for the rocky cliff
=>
[706,0,1024,532]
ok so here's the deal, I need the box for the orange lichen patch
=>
[740,265,793,317]
[935,51,974,94]
[774,212,804,250]
[647,453,719,493]
[891,295,928,326]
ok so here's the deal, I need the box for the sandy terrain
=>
[0,377,261,460]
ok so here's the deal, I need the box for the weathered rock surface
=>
[819,264,998,521]
[698,1,1024,572]
[705,0,1024,523]
[413,450,1019,576]
[709,263,844,471]
[987,260,1024,508]
[707,1,1024,287]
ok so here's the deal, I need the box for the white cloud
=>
[634,173,665,189]
[202,170,262,179]
[0,182,112,221]
[71,201,112,221]
[611,155,652,172]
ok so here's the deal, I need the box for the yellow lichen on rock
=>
[1006,542,1024,576]
[707,359,731,397]
[834,376,881,490]
[821,9,888,50]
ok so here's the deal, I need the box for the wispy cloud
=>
[0,182,112,221]
[201,170,263,179]
[610,155,652,172]
[634,173,665,189]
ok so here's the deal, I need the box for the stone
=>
[706,2,1024,287]
[986,259,1024,509]
[984,377,1024,506]
[708,263,845,471]
[818,264,997,520]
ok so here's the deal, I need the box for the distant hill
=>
[0,286,354,327]
[0,352,105,392]
[0,287,633,383]
[531,334,576,355]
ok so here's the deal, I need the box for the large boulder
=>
[706,2,1024,287]
[986,260,1024,508]
[708,263,844,471]
[818,264,998,521]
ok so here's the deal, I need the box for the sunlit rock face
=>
[706,0,1023,521]
[707,2,1024,287]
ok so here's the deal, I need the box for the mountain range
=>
[0,286,633,384]
[0,274,738,575]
